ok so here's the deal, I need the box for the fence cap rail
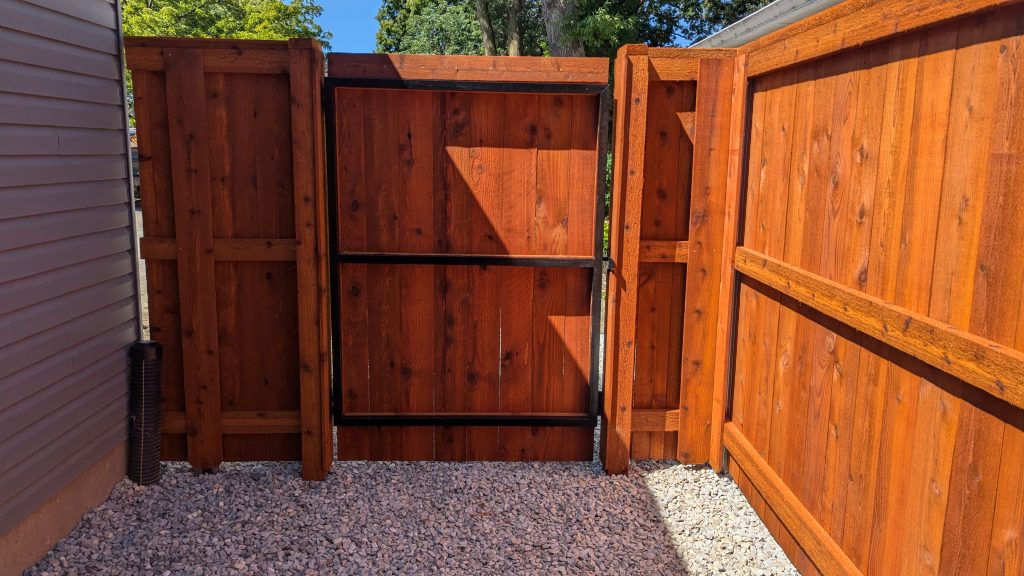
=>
[326,52,609,84]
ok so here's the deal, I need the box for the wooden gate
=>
[326,54,609,461]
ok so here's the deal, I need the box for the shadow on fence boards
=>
[126,0,1024,572]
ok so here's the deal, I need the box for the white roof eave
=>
[690,0,846,48]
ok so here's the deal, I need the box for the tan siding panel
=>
[1,0,117,54]
[0,321,135,412]
[16,0,115,28]
[0,0,134,540]
[0,180,127,219]
[0,298,135,381]
[0,204,129,251]
[0,252,132,315]
[0,27,119,79]
[0,229,131,284]
[0,409,126,534]
[0,156,125,188]
[0,60,122,105]
[0,93,123,129]
[0,275,134,348]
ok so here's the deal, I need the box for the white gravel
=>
[28,459,795,575]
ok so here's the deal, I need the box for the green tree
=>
[400,1,484,54]
[122,0,331,44]
[377,0,772,57]
[674,0,771,43]
[378,0,546,56]
[122,0,330,119]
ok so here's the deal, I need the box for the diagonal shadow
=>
[332,78,600,462]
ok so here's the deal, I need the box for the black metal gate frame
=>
[325,77,610,428]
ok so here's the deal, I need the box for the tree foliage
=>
[122,0,331,47]
[377,0,545,55]
[376,0,771,57]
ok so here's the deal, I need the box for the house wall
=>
[0,0,138,567]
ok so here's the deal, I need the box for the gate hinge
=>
[603,256,616,272]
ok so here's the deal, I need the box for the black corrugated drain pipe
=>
[128,341,163,485]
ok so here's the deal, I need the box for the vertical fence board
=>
[163,47,223,468]
[678,58,733,464]
[601,49,648,473]
[289,40,332,480]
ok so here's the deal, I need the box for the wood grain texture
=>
[708,53,747,473]
[329,54,604,461]
[163,47,223,468]
[741,0,1018,76]
[678,58,733,464]
[326,53,608,83]
[725,423,861,576]
[129,38,328,467]
[600,51,648,472]
[720,8,1024,572]
[638,240,689,263]
[288,40,331,481]
[139,237,297,261]
[735,247,1024,413]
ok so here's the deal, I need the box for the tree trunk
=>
[507,0,522,56]
[474,0,497,56]
[540,0,585,56]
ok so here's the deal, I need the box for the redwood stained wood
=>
[335,87,371,460]
[130,39,330,470]
[289,40,331,480]
[601,51,648,473]
[497,92,540,460]
[942,16,1024,575]
[708,53,748,474]
[133,69,186,460]
[329,56,604,462]
[740,0,1017,76]
[679,58,732,464]
[326,53,608,84]
[720,8,1024,573]
[633,78,692,460]
[163,47,223,468]
[638,240,689,263]
[725,424,861,576]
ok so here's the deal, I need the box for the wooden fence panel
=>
[601,47,737,472]
[716,1,1024,574]
[127,38,332,480]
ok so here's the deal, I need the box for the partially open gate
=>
[326,55,610,461]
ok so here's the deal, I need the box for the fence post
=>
[163,47,223,469]
[678,57,735,464]
[601,45,648,474]
[708,54,748,473]
[288,39,333,481]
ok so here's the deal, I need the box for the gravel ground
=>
[116,208,795,574]
[28,460,795,575]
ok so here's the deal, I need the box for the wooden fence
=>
[600,46,737,472]
[126,38,332,480]
[636,0,1024,573]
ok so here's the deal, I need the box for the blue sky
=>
[317,0,383,53]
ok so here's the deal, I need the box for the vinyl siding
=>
[0,0,137,535]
